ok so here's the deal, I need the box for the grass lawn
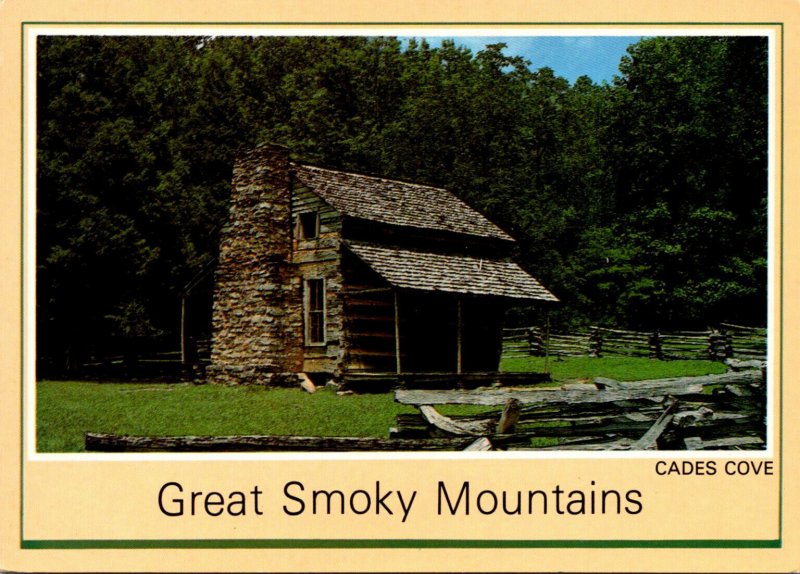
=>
[37,383,419,452]
[501,355,727,382]
[37,356,728,452]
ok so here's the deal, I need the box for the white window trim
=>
[304,277,327,346]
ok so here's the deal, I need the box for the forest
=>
[36,35,769,376]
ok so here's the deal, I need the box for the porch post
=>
[394,290,401,374]
[456,298,463,374]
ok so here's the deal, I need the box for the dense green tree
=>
[38,36,198,370]
[602,36,768,328]
[36,34,769,375]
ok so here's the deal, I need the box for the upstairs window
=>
[298,211,320,239]
[304,278,326,345]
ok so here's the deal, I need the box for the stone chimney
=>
[207,143,304,385]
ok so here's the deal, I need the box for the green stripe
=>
[779,22,785,542]
[22,538,781,550]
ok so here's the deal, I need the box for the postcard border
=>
[20,20,784,551]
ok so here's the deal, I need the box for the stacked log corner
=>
[708,331,732,362]
[207,144,304,385]
[588,326,602,358]
[648,331,663,360]
[527,326,544,356]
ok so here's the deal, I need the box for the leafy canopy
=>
[36,35,768,373]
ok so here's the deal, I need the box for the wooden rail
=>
[85,433,479,452]
[395,370,761,406]
[502,324,766,361]
[393,369,765,451]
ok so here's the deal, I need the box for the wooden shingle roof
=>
[345,242,558,302]
[292,164,513,241]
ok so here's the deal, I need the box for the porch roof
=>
[345,242,558,302]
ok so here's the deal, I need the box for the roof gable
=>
[292,164,513,242]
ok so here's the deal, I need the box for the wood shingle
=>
[345,241,558,302]
[292,164,514,241]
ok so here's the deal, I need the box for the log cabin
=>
[207,143,557,388]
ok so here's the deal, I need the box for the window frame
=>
[303,277,327,346]
[297,211,320,240]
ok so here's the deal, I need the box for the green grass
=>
[501,355,727,382]
[37,356,729,452]
[36,383,418,452]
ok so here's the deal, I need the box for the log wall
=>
[291,181,346,374]
[340,251,397,373]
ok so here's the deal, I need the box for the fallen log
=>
[591,370,762,391]
[676,416,764,440]
[593,377,623,389]
[495,421,653,441]
[85,432,479,452]
[464,437,494,451]
[724,358,766,371]
[683,436,765,450]
[537,438,637,451]
[418,405,494,436]
[392,406,661,439]
[673,406,715,426]
[395,370,762,407]
[632,398,678,450]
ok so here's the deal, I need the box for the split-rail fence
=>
[502,323,766,362]
[87,364,766,452]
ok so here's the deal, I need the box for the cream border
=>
[1,1,795,572]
